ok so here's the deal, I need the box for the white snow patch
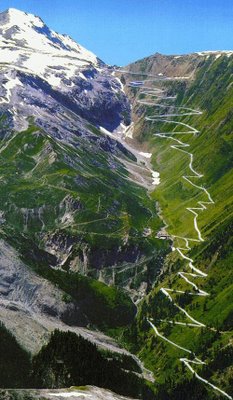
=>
[46,75,62,88]
[196,50,233,58]
[3,76,23,101]
[139,152,152,159]
[100,126,115,138]
[115,77,125,91]
[0,48,21,64]
[79,72,87,81]
[150,170,160,185]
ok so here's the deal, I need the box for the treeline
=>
[31,330,154,399]
[0,325,154,399]
[0,322,31,388]
[156,376,230,400]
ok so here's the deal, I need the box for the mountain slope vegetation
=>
[120,53,233,399]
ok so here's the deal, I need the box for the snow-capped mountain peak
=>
[1,8,44,28]
[0,8,130,136]
[0,8,96,57]
[0,8,99,86]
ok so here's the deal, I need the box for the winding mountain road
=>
[125,75,232,400]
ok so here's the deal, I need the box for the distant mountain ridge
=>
[123,50,233,79]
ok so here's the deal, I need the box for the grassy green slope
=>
[0,122,168,329]
[123,54,233,398]
[0,123,165,253]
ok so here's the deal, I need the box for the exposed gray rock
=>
[0,240,140,357]
[0,386,139,400]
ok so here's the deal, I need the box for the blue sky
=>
[0,0,232,65]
